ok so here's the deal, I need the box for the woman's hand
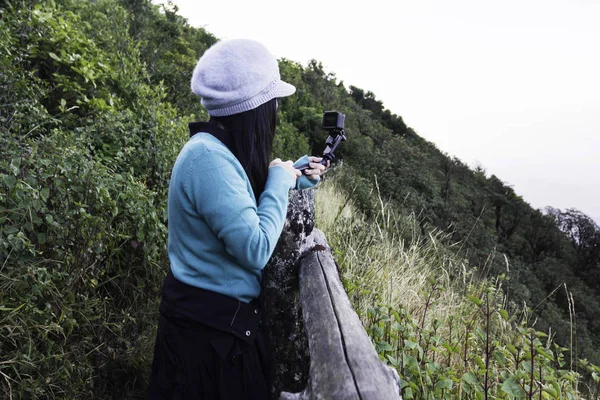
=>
[303,157,330,180]
[269,158,302,181]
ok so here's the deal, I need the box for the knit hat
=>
[191,39,296,117]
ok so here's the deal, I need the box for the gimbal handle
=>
[295,129,346,172]
[295,159,329,172]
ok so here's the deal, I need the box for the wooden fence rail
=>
[262,190,401,400]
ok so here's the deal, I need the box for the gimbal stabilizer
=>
[296,111,346,172]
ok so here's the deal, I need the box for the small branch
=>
[419,282,438,347]
[484,291,491,400]
[528,333,535,400]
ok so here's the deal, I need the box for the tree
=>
[547,207,600,275]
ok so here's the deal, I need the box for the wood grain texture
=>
[281,241,401,400]
[316,249,402,400]
[296,251,360,400]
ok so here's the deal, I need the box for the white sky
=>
[160,0,600,223]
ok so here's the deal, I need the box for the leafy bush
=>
[0,0,193,397]
[1,130,166,397]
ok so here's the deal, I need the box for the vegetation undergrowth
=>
[315,175,600,399]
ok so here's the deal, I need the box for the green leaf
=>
[40,188,50,201]
[434,379,453,391]
[376,341,393,352]
[474,355,486,370]
[386,355,399,367]
[494,350,506,365]
[501,376,525,397]
[443,343,460,354]
[536,347,554,361]
[475,327,487,342]
[506,344,517,355]
[10,157,21,170]
[37,233,47,245]
[4,226,19,234]
[49,52,61,62]
[373,325,384,337]
[425,362,440,375]
[467,295,482,307]
[551,380,561,397]
[2,174,17,188]
[32,199,43,212]
[498,309,509,321]
[403,354,419,371]
[543,386,558,397]
[463,372,478,385]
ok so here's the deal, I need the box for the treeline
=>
[274,45,600,368]
[0,0,598,397]
[279,60,600,368]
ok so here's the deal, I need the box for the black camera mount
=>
[296,111,346,172]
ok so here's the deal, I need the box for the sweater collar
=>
[188,121,233,150]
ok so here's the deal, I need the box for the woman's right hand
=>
[269,158,301,181]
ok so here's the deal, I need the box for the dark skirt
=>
[147,312,272,400]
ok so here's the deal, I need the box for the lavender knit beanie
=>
[191,39,296,117]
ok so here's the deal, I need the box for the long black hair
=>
[210,98,278,202]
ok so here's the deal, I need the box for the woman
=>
[148,39,327,399]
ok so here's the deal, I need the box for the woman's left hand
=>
[304,157,330,180]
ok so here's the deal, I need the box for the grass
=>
[314,177,599,399]
[315,178,476,335]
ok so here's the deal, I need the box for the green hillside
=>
[1,0,599,398]
[316,177,599,399]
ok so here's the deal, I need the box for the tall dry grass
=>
[314,178,509,340]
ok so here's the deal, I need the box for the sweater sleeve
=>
[293,155,320,190]
[184,149,295,271]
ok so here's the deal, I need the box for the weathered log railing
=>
[262,189,401,400]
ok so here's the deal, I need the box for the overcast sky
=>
[160,0,600,223]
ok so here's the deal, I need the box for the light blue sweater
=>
[168,133,318,303]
